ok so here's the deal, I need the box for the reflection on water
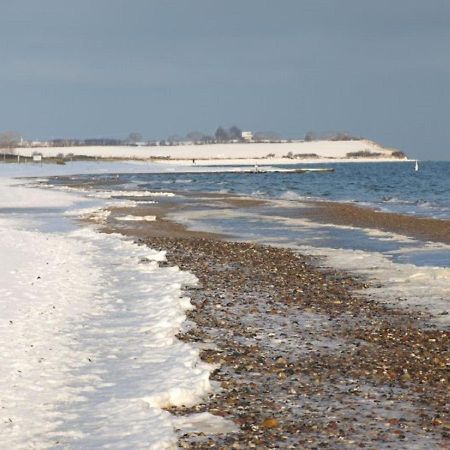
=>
[49,161,450,219]
[21,169,447,327]
[168,201,450,269]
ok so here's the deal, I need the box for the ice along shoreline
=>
[0,170,235,449]
[71,180,448,446]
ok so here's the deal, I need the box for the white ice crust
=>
[0,163,234,449]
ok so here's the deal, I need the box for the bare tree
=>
[186,131,206,142]
[304,131,317,142]
[0,131,21,148]
[228,125,242,140]
[214,126,229,142]
[127,132,142,144]
[253,131,281,141]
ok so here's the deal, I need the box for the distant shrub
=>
[346,151,382,158]
[391,151,407,159]
[305,131,362,142]
[294,153,319,159]
[282,152,320,159]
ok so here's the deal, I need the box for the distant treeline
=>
[0,127,285,148]
[1,128,395,149]
[304,131,362,142]
[346,150,407,159]
[49,138,126,147]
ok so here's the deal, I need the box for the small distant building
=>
[31,140,50,147]
[32,152,43,162]
[241,131,253,142]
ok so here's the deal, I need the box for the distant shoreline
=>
[6,139,407,164]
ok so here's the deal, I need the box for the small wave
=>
[382,197,436,207]
[279,191,306,201]
[65,208,111,224]
[251,190,267,197]
[91,190,175,199]
[115,215,156,222]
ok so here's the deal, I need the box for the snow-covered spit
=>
[0,164,235,449]
[13,139,402,164]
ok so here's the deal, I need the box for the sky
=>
[1,0,449,160]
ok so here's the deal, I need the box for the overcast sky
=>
[1,0,449,159]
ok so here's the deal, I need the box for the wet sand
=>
[102,190,450,246]
[103,203,224,240]
[301,201,450,245]
[98,193,265,240]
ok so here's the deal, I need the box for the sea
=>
[44,160,450,324]
[132,160,450,219]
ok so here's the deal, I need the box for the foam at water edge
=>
[115,215,157,222]
[91,190,176,198]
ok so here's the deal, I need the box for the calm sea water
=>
[49,161,450,218]
[127,161,450,219]
[48,161,450,269]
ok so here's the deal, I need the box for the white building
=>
[32,152,43,162]
[241,131,253,142]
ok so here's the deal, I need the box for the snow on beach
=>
[0,164,234,449]
[13,139,399,164]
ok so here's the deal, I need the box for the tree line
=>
[0,128,376,149]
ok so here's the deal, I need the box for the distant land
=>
[0,128,407,165]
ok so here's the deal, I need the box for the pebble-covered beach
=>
[83,189,450,449]
[140,236,449,449]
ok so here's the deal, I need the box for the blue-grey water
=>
[48,161,450,269]
[49,161,450,218]
[127,161,449,219]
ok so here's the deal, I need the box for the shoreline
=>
[92,188,450,246]
[159,238,448,448]
[98,224,449,448]
[157,156,407,166]
[94,197,450,448]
